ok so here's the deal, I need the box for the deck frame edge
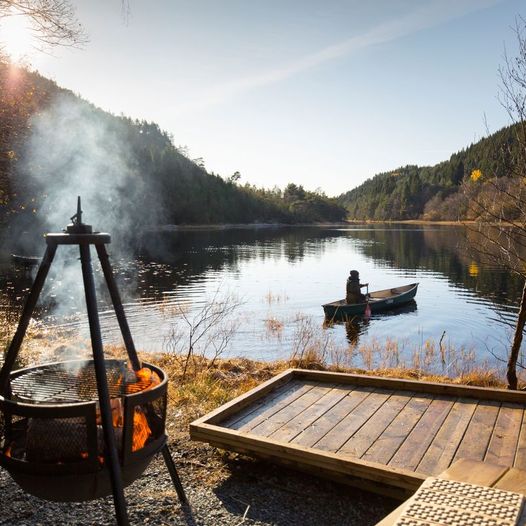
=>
[190,422,426,491]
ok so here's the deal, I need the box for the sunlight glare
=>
[0,13,36,62]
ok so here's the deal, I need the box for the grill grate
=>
[10,360,154,404]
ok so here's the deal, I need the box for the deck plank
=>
[291,386,375,448]
[270,384,353,443]
[221,379,305,428]
[226,380,318,432]
[439,458,509,486]
[514,410,526,469]
[338,392,414,458]
[417,398,478,475]
[453,400,500,463]
[485,403,523,466]
[388,397,454,471]
[315,389,393,452]
[249,383,337,437]
[362,393,432,465]
[495,467,526,494]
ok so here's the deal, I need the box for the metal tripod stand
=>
[0,198,187,526]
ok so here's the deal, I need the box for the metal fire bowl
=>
[0,359,168,502]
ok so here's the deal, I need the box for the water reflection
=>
[0,225,522,367]
[324,300,418,347]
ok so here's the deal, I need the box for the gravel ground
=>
[0,433,397,526]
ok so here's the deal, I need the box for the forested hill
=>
[338,124,520,221]
[0,62,346,244]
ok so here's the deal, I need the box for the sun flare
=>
[0,13,37,62]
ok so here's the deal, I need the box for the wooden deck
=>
[190,369,526,498]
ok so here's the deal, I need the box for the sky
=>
[1,0,525,196]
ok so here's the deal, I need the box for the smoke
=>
[12,92,161,328]
[22,92,156,242]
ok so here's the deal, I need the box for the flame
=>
[111,398,123,428]
[112,412,121,427]
[136,367,152,383]
[5,446,11,458]
[128,367,157,450]
[132,408,152,452]
[80,451,88,460]
[90,366,157,460]
[126,366,160,394]
[137,367,160,386]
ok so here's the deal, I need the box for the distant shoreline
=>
[146,219,483,232]
[346,219,476,225]
[147,222,348,232]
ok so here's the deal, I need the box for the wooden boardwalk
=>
[190,369,526,498]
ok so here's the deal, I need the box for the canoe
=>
[322,283,419,319]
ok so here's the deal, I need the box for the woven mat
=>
[394,477,524,526]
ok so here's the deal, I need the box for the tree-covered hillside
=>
[0,61,346,243]
[339,124,521,221]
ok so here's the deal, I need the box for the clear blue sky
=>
[3,0,525,195]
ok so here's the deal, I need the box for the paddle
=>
[364,284,371,318]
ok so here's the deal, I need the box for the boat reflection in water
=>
[324,300,418,347]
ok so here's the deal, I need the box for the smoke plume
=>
[22,92,158,243]
[12,92,161,325]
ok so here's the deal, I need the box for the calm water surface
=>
[0,225,522,371]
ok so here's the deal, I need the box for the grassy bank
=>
[0,308,515,431]
[154,353,506,430]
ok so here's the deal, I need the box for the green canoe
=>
[322,283,419,320]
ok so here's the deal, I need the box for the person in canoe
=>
[346,270,368,304]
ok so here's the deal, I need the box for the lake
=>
[0,224,523,373]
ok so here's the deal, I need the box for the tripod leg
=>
[95,244,141,371]
[79,244,129,526]
[162,444,188,505]
[96,245,188,507]
[0,244,57,393]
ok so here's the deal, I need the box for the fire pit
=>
[0,198,186,525]
[0,359,167,502]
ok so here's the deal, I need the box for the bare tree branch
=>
[0,0,87,50]
[162,289,244,380]
[463,17,526,388]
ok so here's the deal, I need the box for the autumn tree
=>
[463,17,526,389]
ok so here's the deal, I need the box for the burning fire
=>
[127,367,161,393]
[129,367,158,452]
[132,408,151,452]
[87,366,159,461]
[128,367,161,451]
[111,398,123,428]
